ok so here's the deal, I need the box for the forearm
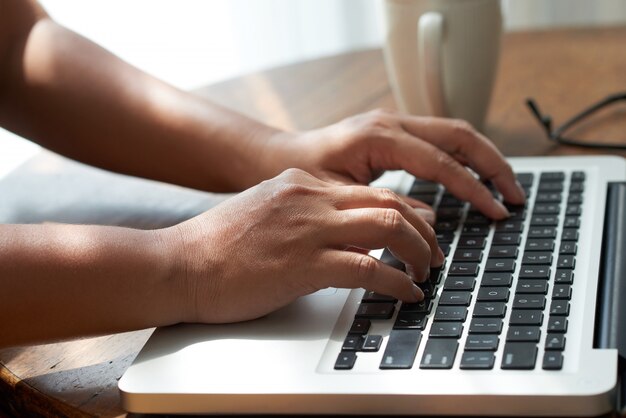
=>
[0,224,182,348]
[0,2,282,191]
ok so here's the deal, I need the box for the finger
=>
[329,207,433,276]
[399,116,526,205]
[328,186,443,264]
[388,131,510,219]
[320,250,423,302]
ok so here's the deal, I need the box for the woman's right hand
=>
[162,168,443,324]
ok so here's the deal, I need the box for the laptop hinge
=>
[595,182,626,415]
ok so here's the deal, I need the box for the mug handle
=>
[417,12,446,117]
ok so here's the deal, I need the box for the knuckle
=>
[353,255,379,283]
[450,119,477,138]
[378,188,402,208]
[434,152,460,178]
[381,208,404,235]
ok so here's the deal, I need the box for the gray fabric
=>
[0,150,233,229]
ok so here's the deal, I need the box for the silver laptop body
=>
[119,155,626,416]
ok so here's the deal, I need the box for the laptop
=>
[119,155,626,416]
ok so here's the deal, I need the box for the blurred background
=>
[2,0,626,174]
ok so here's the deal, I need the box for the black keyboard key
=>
[516,280,549,294]
[533,203,561,215]
[564,217,581,228]
[477,287,510,302]
[379,250,405,271]
[435,221,459,232]
[509,310,543,325]
[394,312,429,330]
[429,322,463,338]
[528,227,557,239]
[380,329,422,369]
[449,262,480,276]
[522,252,553,265]
[540,172,565,182]
[420,339,459,369]
[547,317,568,333]
[410,181,440,194]
[349,318,371,335]
[554,270,574,284]
[506,326,541,342]
[556,255,576,269]
[434,306,468,322]
[464,212,491,225]
[485,259,516,273]
[568,194,583,204]
[361,335,383,352]
[462,225,490,236]
[400,300,433,313]
[569,182,585,193]
[439,291,472,306]
[559,242,578,255]
[571,171,585,182]
[530,215,559,226]
[561,228,579,241]
[460,352,495,370]
[516,173,534,186]
[417,280,437,299]
[480,273,513,287]
[457,236,486,249]
[465,334,499,351]
[513,295,546,310]
[409,193,436,205]
[495,221,524,233]
[356,303,395,319]
[439,243,451,257]
[492,233,521,246]
[507,206,527,220]
[552,285,572,300]
[535,193,562,203]
[501,342,538,370]
[489,246,518,258]
[342,335,363,351]
[444,276,476,291]
[437,207,464,220]
[525,239,555,252]
[362,290,397,303]
[550,301,570,316]
[335,351,357,370]
[519,266,550,279]
[473,302,507,318]
[469,318,503,334]
[538,182,564,192]
[439,195,464,207]
[545,334,566,351]
[453,249,483,262]
[565,204,582,216]
[542,352,564,370]
[436,232,455,244]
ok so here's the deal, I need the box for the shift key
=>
[380,329,422,369]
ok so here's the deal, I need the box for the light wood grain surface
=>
[1,26,625,417]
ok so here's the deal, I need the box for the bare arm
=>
[0,223,183,347]
[0,0,281,192]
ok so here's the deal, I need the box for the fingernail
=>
[416,208,436,225]
[412,284,425,301]
[494,198,510,218]
[437,247,445,264]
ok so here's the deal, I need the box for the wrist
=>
[149,226,190,324]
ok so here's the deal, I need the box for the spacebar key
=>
[379,329,422,369]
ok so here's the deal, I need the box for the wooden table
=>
[1,26,625,418]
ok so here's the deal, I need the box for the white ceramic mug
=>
[383,0,502,131]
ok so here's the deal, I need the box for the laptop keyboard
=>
[335,170,585,371]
